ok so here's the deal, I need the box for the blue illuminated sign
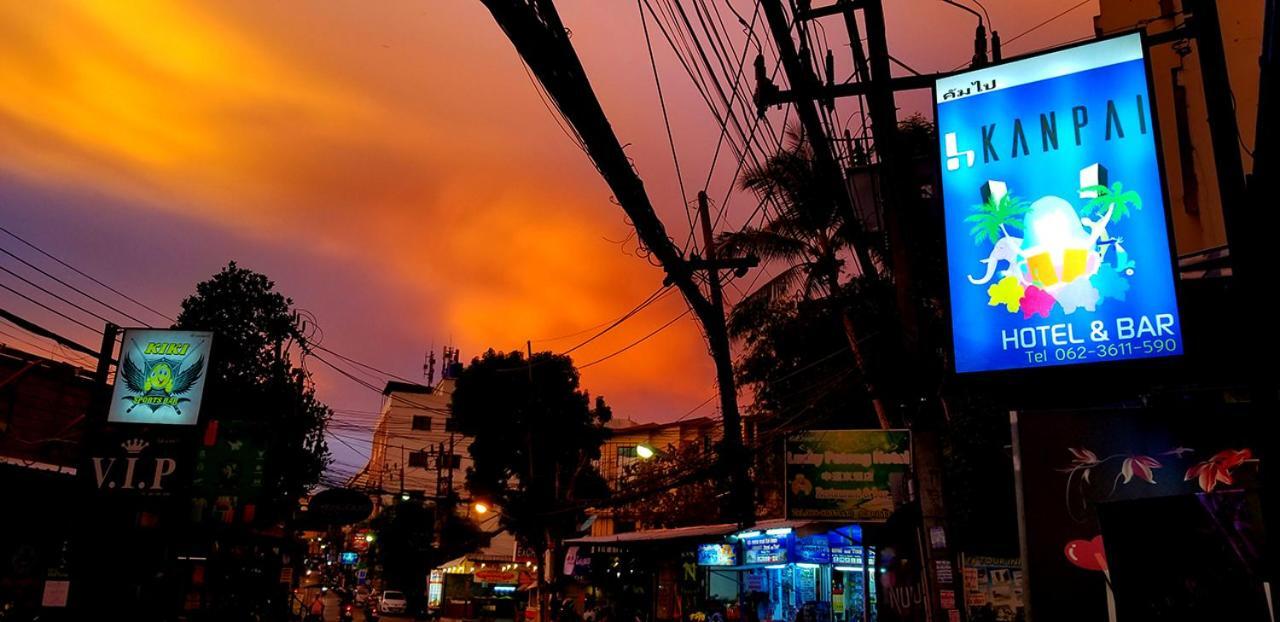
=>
[742,535,789,565]
[936,33,1182,373]
[793,535,831,564]
[340,551,358,565]
[697,543,738,566]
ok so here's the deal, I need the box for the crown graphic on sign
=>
[121,439,149,454]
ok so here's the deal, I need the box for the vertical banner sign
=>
[786,430,911,520]
[108,329,213,425]
[935,34,1183,373]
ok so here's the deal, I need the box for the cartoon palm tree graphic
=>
[1080,181,1142,272]
[1080,181,1142,221]
[965,193,1029,244]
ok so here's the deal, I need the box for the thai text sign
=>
[786,430,910,521]
[109,329,213,425]
[935,34,1182,372]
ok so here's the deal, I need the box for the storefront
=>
[695,522,879,622]
[435,555,536,622]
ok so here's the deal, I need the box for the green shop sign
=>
[785,430,911,521]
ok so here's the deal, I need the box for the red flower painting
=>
[1184,449,1252,492]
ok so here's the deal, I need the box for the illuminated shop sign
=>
[935,33,1182,373]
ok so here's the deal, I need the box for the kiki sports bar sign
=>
[934,33,1183,373]
[108,329,213,426]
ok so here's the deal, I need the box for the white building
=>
[351,360,472,501]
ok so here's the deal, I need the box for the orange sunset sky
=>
[0,0,1096,472]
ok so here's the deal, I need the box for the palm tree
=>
[1081,181,1142,221]
[966,193,1029,244]
[717,132,892,430]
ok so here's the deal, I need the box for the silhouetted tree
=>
[175,261,330,520]
[450,349,611,617]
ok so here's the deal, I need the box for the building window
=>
[617,445,640,477]
[408,451,432,468]
[412,415,432,431]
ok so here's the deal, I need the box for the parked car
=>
[379,590,408,615]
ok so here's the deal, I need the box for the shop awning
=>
[564,518,861,547]
[564,522,738,546]
[746,519,856,539]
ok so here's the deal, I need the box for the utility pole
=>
[478,0,757,528]
[762,3,956,619]
[758,0,879,278]
[1185,0,1272,397]
[695,191,755,525]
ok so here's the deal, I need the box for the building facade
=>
[351,353,472,502]
[590,416,722,536]
[1095,0,1265,263]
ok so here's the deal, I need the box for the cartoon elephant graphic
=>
[969,236,1027,285]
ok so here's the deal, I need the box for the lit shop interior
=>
[699,525,878,622]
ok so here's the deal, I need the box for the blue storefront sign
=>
[697,543,739,567]
[793,535,832,564]
[742,534,789,565]
[935,33,1183,373]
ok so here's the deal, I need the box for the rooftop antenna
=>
[425,341,437,386]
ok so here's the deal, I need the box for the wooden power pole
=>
[477,0,757,532]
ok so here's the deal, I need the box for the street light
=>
[473,501,490,515]
[635,444,655,460]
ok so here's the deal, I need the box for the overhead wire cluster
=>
[0,225,163,369]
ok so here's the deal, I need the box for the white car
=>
[379,590,408,615]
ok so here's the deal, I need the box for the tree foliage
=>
[729,115,1018,554]
[174,261,330,520]
[613,440,722,529]
[369,501,485,607]
[450,349,612,552]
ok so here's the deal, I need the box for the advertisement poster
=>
[935,34,1182,373]
[959,556,1023,622]
[786,430,911,521]
[108,329,213,425]
[1013,407,1264,622]
[696,543,738,567]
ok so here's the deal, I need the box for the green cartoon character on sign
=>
[119,352,205,417]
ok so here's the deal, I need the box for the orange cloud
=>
[0,0,716,420]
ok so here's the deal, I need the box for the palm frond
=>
[727,264,808,337]
[715,229,810,264]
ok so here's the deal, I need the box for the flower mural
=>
[1185,449,1253,492]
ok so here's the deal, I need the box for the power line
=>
[0,307,103,359]
[0,282,102,335]
[561,285,672,356]
[311,343,424,387]
[577,307,692,369]
[0,246,152,326]
[639,0,694,236]
[0,264,118,327]
[1000,0,1092,50]
[0,225,174,322]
